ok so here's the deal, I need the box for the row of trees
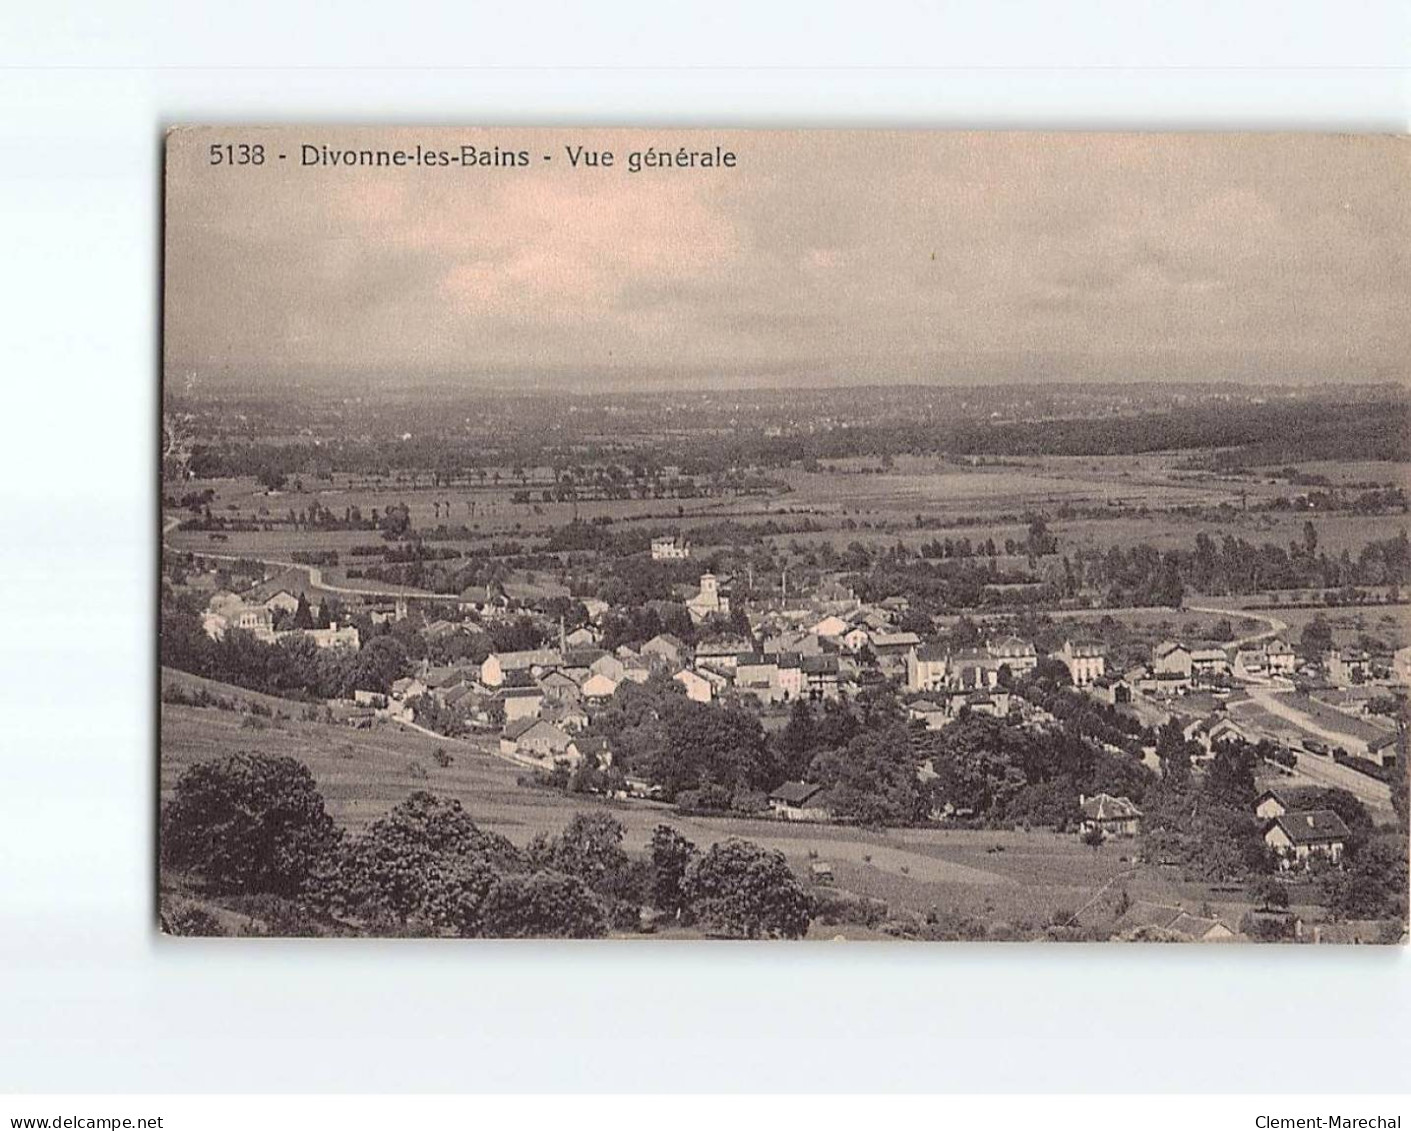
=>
[160,753,814,939]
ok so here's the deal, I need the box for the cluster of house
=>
[200,583,361,650]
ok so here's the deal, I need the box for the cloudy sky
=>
[165,128,1409,390]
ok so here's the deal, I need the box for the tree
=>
[479,871,608,938]
[311,791,520,931]
[681,838,812,939]
[1081,825,1105,852]
[1318,837,1409,922]
[1299,615,1333,660]
[775,699,819,781]
[526,812,636,902]
[649,825,697,918]
[1156,720,1193,787]
[347,634,410,695]
[1250,875,1289,911]
[160,753,338,898]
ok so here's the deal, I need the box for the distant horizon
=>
[166,367,1410,400]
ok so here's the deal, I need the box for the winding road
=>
[162,515,463,603]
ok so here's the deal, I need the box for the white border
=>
[1,0,1408,1094]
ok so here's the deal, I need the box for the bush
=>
[162,902,225,937]
[681,838,813,939]
[812,891,888,928]
[160,753,339,898]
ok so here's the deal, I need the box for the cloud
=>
[164,129,1410,387]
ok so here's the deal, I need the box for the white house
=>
[906,643,949,692]
[651,535,691,561]
[674,668,714,703]
[1058,640,1106,686]
[579,672,618,700]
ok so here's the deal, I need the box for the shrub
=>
[162,902,225,937]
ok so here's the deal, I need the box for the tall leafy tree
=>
[161,753,339,898]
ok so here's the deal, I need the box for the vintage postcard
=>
[161,127,1409,942]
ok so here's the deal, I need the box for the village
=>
[165,501,1410,943]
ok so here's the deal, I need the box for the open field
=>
[166,450,1410,591]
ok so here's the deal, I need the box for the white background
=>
[1,0,1409,1095]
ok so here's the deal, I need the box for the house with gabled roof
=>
[1115,901,1238,942]
[1254,789,1291,822]
[501,685,545,724]
[768,781,831,821]
[1264,809,1350,869]
[1078,793,1142,838]
[1153,640,1193,679]
[906,642,949,692]
[641,633,688,667]
[499,717,580,766]
[480,648,563,688]
[674,667,713,704]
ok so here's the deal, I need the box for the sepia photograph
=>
[160,126,1410,943]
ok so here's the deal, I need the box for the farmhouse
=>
[1262,639,1297,676]
[775,654,805,701]
[563,625,599,649]
[734,654,784,704]
[840,625,871,653]
[1264,810,1350,869]
[1078,793,1142,837]
[263,589,301,616]
[872,631,922,660]
[768,781,831,821]
[811,613,851,640]
[499,718,580,766]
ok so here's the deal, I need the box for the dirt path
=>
[163,514,461,602]
[1184,604,1288,649]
